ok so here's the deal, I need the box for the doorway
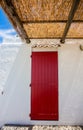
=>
[30,52,58,120]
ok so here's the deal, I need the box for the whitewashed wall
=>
[0,39,83,127]
[0,44,20,93]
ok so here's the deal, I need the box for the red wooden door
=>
[30,52,58,120]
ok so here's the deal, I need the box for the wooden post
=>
[60,0,80,43]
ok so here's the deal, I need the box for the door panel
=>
[31,52,58,120]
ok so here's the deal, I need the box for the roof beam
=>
[60,0,80,43]
[22,20,83,24]
[1,0,31,43]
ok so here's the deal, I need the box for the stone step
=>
[1,126,83,130]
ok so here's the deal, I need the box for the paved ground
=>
[1,126,83,130]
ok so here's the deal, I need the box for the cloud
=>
[0,29,23,44]
[0,29,16,39]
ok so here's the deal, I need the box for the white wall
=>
[0,39,83,126]
[0,44,20,93]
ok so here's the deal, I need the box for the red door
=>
[30,52,58,120]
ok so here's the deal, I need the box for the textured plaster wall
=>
[0,39,83,126]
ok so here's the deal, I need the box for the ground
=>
[1,126,83,130]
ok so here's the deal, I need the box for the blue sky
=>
[0,8,17,43]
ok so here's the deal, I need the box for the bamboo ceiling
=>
[12,0,83,22]
[0,0,83,42]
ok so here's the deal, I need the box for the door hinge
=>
[29,84,31,87]
[29,113,31,117]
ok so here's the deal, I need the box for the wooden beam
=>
[60,0,81,43]
[22,20,83,24]
[1,0,30,43]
